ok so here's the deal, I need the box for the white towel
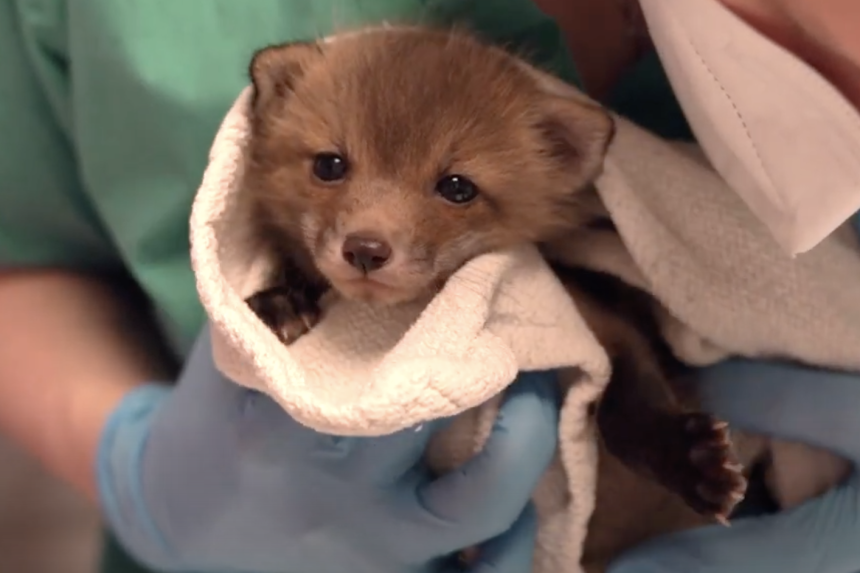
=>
[189,84,860,573]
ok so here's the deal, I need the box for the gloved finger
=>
[692,359,860,460]
[155,324,289,443]
[608,473,860,573]
[173,324,276,423]
[178,325,366,456]
[412,370,560,554]
[227,388,364,461]
[346,417,456,485]
[469,503,539,573]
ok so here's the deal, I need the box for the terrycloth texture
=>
[189,88,860,571]
[567,123,860,372]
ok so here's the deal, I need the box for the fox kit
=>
[242,24,747,562]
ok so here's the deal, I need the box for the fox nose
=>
[342,234,392,273]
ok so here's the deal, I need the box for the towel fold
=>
[190,79,860,573]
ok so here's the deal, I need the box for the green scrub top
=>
[0,1,690,572]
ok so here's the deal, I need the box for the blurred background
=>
[0,434,101,573]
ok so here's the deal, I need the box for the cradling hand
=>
[610,359,860,573]
[97,323,561,573]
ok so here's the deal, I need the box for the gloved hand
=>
[97,323,560,573]
[609,359,860,573]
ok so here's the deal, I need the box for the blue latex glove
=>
[97,324,560,573]
[609,359,860,573]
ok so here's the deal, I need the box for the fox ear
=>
[522,64,615,182]
[248,41,323,109]
[535,94,615,183]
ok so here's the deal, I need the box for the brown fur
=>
[245,26,612,311]
[565,271,738,573]
[242,25,749,568]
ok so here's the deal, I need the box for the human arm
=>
[0,0,175,501]
[0,267,561,573]
[0,270,172,501]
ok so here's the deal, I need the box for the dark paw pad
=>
[675,412,747,521]
[245,285,321,345]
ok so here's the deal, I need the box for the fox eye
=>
[435,174,479,204]
[312,153,349,182]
